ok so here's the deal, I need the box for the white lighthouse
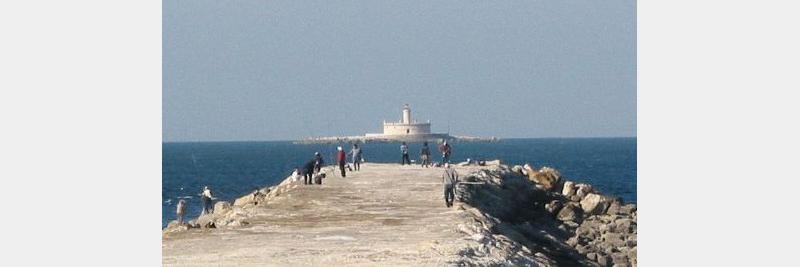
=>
[402,104,412,124]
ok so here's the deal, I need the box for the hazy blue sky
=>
[163,0,635,142]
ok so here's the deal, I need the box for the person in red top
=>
[336,146,347,178]
[438,140,452,164]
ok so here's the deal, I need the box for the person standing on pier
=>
[302,159,316,185]
[176,199,186,224]
[200,186,214,215]
[420,141,431,168]
[400,142,410,165]
[442,163,459,207]
[336,146,347,177]
[348,144,362,171]
[313,152,324,173]
[439,140,452,164]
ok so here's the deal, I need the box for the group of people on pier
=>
[298,140,453,185]
[293,140,458,208]
[401,140,451,167]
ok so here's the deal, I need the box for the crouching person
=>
[302,159,316,185]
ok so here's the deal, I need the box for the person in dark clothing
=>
[336,146,347,177]
[438,140,452,164]
[400,142,410,165]
[420,141,431,168]
[348,144,362,171]
[302,159,316,185]
[314,152,324,173]
[200,186,214,215]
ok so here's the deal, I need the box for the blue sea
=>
[162,138,636,227]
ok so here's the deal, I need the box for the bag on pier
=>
[314,173,326,184]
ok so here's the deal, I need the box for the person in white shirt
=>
[400,142,410,165]
[442,163,459,207]
[201,186,214,215]
[176,199,187,224]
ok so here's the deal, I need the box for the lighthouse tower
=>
[402,104,411,124]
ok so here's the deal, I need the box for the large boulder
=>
[581,193,612,215]
[511,165,524,175]
[213,201,231,214]
[557,203,582,222]
[576,184,594,199]
[562,181,576,197]
[527,166,562,190]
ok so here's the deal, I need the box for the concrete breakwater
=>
[163,161,636,266]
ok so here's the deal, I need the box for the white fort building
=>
[365,104,449,141]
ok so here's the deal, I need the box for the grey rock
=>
[625,238,637,248]
[566,237,579,247]
[511,165,524,175]
[603,232,626,248]
[545,200,563,214]
[615,218,634,233]
[581,193,612,215]
[619,204,637,215]
[576,184,594,199]
[213,201,232,214]
[606,201,622,215]
[597,253,611,267]
[612,253,629,266]
[587,252,597,261]
[163,220,189,233]
[628,246,637,266]
[575,245,590,255]
[564,221,580,228]
[557,203,582,222]
[562,181,576,197]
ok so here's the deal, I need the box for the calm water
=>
[162,138,636,227]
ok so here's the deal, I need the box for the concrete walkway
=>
[162,163,486,266]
